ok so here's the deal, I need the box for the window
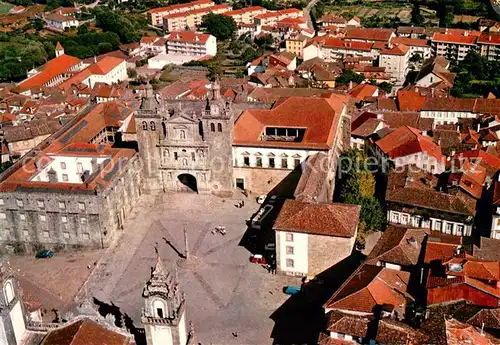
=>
[43,231,49,238]
[60,162,66,170]
[217,123,222,132]
[78,202,85,211]
[80,217,87,224]
[281,158,288,169]
[269,158,275,168]
[286,233,294,242]
[0,198,4,205]
[433,220,442,231]
[191,152,195,161]
[62,174,68,182]
[182,158,188,166]
[256,157,262,167]
[61,215,67,223]
[286,246,294,255]
[294,159,300,167]
[157,308,164,318]
[286,258,294,268]
[210,123,215,132]
[392,212,400,223]
[142,121,148,130]
[16,199,23,207]
[243,156,250,166]
[180,130,186,139]
[174,152,178,160]
[19,214,26,221]
[0,213,5,220]
[63,232,70,239]
[456,225,464,236]
[446,222,453,234]
[77,162,83,173]
[37,200,44,208]
[150,121,156,131]
[39,214,46,222]
[58,201,65,210]
[401,215,408,224]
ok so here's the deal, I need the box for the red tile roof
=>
[234,94,348,149]
[164,4,230,18]
[148,0,213,13]
[444,257,500,281]
[376,126,444,161]
[345,28,395,42]
[273,199,360,237]
[18,54,82,92]
[478,33,500,45]
[380,43,409,55]
[40,318,130,345]
[432,32,477,45]
[308,36,374,51]
[166,31,211,44]
[324,265,411,313]
[390,37,430,47]
[223,6,265,16]
[445,318,497,345]
[397,91,426,111]
[58,57,124,91]
[348,83,379,101]
[424,241,462,264]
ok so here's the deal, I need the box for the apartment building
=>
[431,30,480,61]
[303,37,374,62]
[163,4,231,32]
[166,31,217,57]
[285,33,308,58]
[477,32,500,61]
[147,0,214,27]
[223,6,267,24]
[254,8,303,26]
[390,36,432,59]
[379,43,410,83]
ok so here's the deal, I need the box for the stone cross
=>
[184,229,189,259]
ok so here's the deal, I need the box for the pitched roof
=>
[473,237,500,262]
[397,91,427,111]
[432,32,477,45]
[345,27,395,42]
[390,37,430,47]
[351,118,384,138]
[375,126,444,161]
[386,166,477,216]
[166,31,211,44]
[326,311,370,338]
[468,308,500,330]
[147,0,213,13]
[348,83,379,101]
[234,94,348,149]
[422,97,475,112]
[366,226,427,267]
[307,36,374,51]
[324,265,411,313]
[40,318,130,345]
[273,199,360,237]
[444,257,500,281]
[18,54,82,92]
[380,43,409,55]
[376,318,429,345]
[58,57,124,91]
[446,318,499,345]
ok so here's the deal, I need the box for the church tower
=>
[55,42,64,57]
[141,251,189,345]
[0,262,27,345]
[201,79,234,196]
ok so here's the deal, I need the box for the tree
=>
[411,0,424,25]
[335,69,364,85]
[451,52,500,98]
[77,25,89,35]
[201,13,236,41]
[254,34,274,49]
[94,9,141,43]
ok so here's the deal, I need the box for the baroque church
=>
[0,252,192,345]
[135,81,235,196]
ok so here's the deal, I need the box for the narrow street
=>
[304,0,320,30]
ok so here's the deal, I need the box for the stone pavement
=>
[83,192,300,345]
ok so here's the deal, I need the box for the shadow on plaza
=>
[94,298,147,345]
[269,250,365,345]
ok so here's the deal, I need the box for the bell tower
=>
[141,249,189,345]
[201,79,234,196]
[0,262,27,345]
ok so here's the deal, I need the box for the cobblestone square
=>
[86,192,299,345]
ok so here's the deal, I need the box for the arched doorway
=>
[178,174,198,192]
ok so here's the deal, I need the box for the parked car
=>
[250,254,267,264]
[283,286,301,295]
[35,249,53,259]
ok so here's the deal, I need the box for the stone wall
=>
[307,233,356,276]
[233,167,293,195]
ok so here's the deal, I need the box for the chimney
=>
[349,80,353,90]
[477,123,480,132]
[94,55,97,64]
[464,30,469,36]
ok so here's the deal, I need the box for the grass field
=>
[0,2,14,14]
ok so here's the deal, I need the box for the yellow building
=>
[286,33,308,58]
[223,6,267,25]
[163,4,231,32]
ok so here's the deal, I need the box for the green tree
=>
[95,9,141,43]
[411,0,424,25]
[451,52,500,97]
[77,25,89,35]
[201,13,237,41]
[254,34,274,48]
[335,69,364,85]
[0,162,13,174]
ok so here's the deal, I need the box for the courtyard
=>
[81,192,300,345]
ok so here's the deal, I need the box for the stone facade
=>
[0,263,27,345]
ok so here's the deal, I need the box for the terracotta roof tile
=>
[446,318,499,345]
[468,308,500,330]
[324,265,411,313]
[345,28,395,42]
[432,32,477,45]
[148,0,212,13]
[397,90,426,111]
[273,199,360,237]
[167,31,211,44]
[348,83,379,101]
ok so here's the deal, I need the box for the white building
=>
[374,125,446,174]
[273,200,359,276]
[420,97,476,125]
[166,31,217,57]
[43,13,79,30]
[431,31,479,62]
[390,36,432,60]
[379,43,410,83]
[147,0,214,27]
[303,37,374,62]
[31,155,110,184]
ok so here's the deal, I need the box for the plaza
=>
[82,192,299,345]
